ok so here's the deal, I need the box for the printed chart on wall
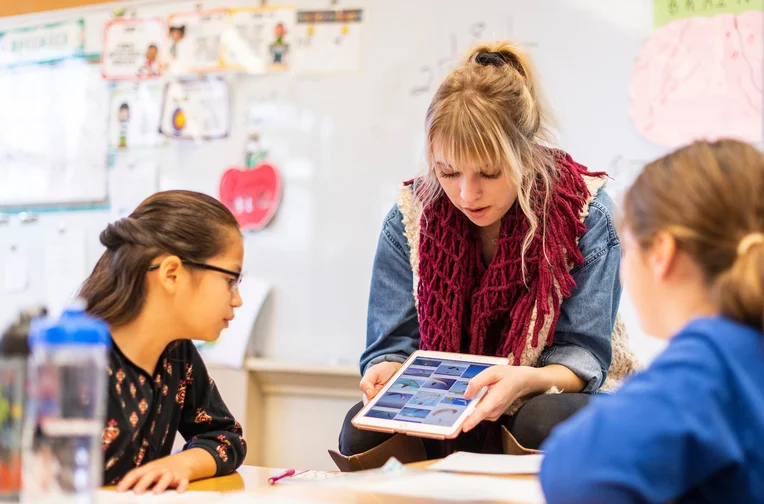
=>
[292,9,364,74]
[0,60,109,208]
[108,82,164,150]
[630,0,763,146]
[222,6,295,73]
[0,18,92,67]
[159,77,230,140]
[102,17,166,80]
[167,9,228,73]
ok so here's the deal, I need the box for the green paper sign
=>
[654,0,763,27]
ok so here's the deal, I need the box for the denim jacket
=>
[361,188,622,393]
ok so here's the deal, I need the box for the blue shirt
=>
[540,317,764,504]
[362,188,622,392]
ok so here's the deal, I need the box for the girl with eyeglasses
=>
[78,190,246,493]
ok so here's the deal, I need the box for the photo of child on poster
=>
[269,22,289,68]
[168,25,186,60]
[103,18,166,80]
[136,44,161,77]
[118,103,130,148]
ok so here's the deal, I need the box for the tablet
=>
[352,350,509,440]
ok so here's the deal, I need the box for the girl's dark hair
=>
[79,190,240,327]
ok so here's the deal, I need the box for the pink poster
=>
[630,11,763,147]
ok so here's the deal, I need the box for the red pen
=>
[268,468,296,485]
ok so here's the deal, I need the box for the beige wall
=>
[191,361,360,471]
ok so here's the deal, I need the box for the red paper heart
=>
[219,164,282,230]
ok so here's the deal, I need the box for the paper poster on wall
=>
[108,82,164,150]
[159,77,230,140]
[292,9,363,74]
[45,229,87,317]
[0,60,109,208]
[108,155,159,220]
[630,9,763,147]
[221,6,295,73]
[166,9,229,73]
[654,0,763,27]
[102,17,166,80]
[219,163,282,230]
[0,19,90,68]
[3,246,28,294]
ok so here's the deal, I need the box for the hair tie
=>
[475,51,506,67]
[737,232,764,257]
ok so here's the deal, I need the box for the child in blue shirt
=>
[540,139,764,504]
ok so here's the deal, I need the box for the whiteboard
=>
[2,0,731,367]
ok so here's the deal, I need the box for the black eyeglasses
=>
[148,260,243,292]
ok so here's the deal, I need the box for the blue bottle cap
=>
[29,304,111,348]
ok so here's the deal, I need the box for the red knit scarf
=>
[416,150,603,364]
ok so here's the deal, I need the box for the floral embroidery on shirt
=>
[104,341,245,485]
[177,383,187,406]
[216,444,228,463]
[195,409,212,424]
[102,420,120,450]
[105,456,119,471]
[133,439,148,466]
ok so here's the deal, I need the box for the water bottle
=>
[0,307,44,503]
[21,304,110,504]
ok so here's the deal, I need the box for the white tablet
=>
[352,350,509,440]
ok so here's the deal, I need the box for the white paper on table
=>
[428,452,544,475]
[3,245,28,293]
[97,490,220,504]
[45,229,88,316]
[196,275,270,368]
[108,156,159,220]
[324,471,546,503]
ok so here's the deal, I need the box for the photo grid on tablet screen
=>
[364,358,492,427]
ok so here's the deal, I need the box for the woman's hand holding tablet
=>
[360,361,404,404]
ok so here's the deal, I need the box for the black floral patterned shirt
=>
[101,340,246,485]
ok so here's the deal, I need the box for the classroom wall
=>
[6,0,759,471]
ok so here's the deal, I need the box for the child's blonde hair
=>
[623,139,764,332]
[414,42,556,271]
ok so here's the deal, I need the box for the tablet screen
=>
[363,357,492,427]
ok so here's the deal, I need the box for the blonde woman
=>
[541,140,764,503]
[330,43,637,470]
